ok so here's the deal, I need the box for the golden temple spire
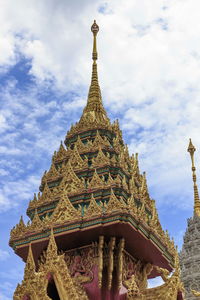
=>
[188,139,200,217]
[24,243,35,279]
[80,20,109,124]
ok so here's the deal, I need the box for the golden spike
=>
[84,193,102,218]
[80,21,109,124]
[46,228,57,261]
[24,243,35,279]
[188,139,200,217]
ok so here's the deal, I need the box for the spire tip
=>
[188,138,196,155]
[91,20,99,35]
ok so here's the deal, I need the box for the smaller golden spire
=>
[79,20,109,125]
[87,20,102,106]
[188,139,200,217]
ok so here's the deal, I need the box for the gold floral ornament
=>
[10,216,26,241]
[129,175,138,195]
[70,144,88,170]
[105,188,127,214]
[51,194,81,225]
[59,160,84,194]
[40,182,53,203]
[127,194,138,216]
[140,172,149,198]
[14,230,88,300]
[27,209,44,232]
[88,169,104,189]
[53,141,67,162]
[114,174,122,186]
[112,119,123,139]
[84,194,102,218]
[74,135,85,152]
[28,193,38,209]
[92,147,110,168]
[106,173,114,186]
[92,130,106,147]
[122,175,129,191]
[45,160,60,181]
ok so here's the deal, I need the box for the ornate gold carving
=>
[70,145,88,170]
[129,176,138,195]
[14,229,88,299]
[141,252,184,300]
[126,274,141,299]
[92,147,110,168]
[138,202,148,224]
[45,161,59,180]
[140,172,149,199]
[110,154,117,166]
[65,246,94,283]
[10,216,26,240]
[84,194,102,218]
[51,194,81,225]
[122,175,129,191]
[113,134,122,153]
[24,243,35,280]
[28,193,38,210]
[27,209,43,232]
[105,189,127,214]
[59,161,84,194]
[88,169,104,189]
[127,194,137,216]
[53,141,67,162]
[112,119,123,140]
[106,173,114,186]
[155,266,170,282]
[114,174,122,186]
[107,237,116,290]
[98,235,104,288]
[41,182,53,202]
[92,130,105,147]
[74,135,85,152]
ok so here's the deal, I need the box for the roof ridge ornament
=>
[187,138,200,217]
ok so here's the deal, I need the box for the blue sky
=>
[1,0,200,298]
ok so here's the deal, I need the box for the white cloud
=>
[0,250,9,261]
[1,1,200,297]
[0,0,199,211]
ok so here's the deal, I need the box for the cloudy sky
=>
[1,0,200,298]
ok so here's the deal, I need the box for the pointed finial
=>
[46,227,58,260]
[91,20,99,61]
[78,20,109,126]
[24,243,35,278]
[188,139,200,217]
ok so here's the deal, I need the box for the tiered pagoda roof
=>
[10,21,184,300]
